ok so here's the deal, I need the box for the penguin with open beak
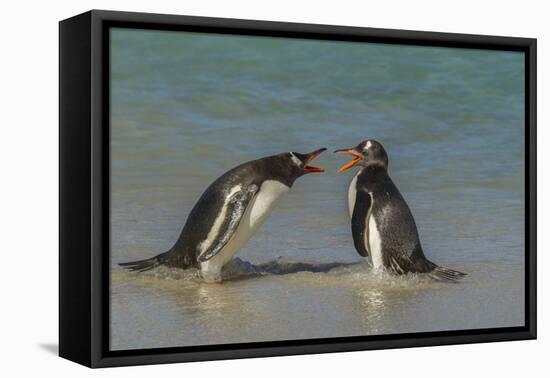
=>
[335,140,466,281]
[120,148,327,282]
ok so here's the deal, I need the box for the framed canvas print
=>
[59,10,536,368]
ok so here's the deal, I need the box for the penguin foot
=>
[199,270,223,284]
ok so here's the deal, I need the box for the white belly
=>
[200,180,289,281]
[368,213,384,269]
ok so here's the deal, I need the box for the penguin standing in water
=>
[335,140,465,281]
[120,148,326,283]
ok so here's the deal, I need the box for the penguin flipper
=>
[351,189,371,257]
[197,185,259,263]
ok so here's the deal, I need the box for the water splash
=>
[117,257,357,281]
[117,257,449,290]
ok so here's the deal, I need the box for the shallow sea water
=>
[109,28,525,350]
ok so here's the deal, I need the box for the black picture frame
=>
[59,9,537,368]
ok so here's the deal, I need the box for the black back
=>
[355,165,433,272]
[165,153,303,267]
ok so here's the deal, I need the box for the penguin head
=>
[334,139,388,172]
[282,148,327,180]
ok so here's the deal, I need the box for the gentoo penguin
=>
[120,148,326,282]
[334,140,466,281]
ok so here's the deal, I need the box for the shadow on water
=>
[116,257,463,286]
[222,258,362,282]
[118,257,363,282]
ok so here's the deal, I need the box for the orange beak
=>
[303,148,326,173]
[334,148,362,173]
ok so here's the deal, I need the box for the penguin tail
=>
[119,251,169,273]
[428,265,467,282]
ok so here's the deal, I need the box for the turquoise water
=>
[109,28,525,351]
